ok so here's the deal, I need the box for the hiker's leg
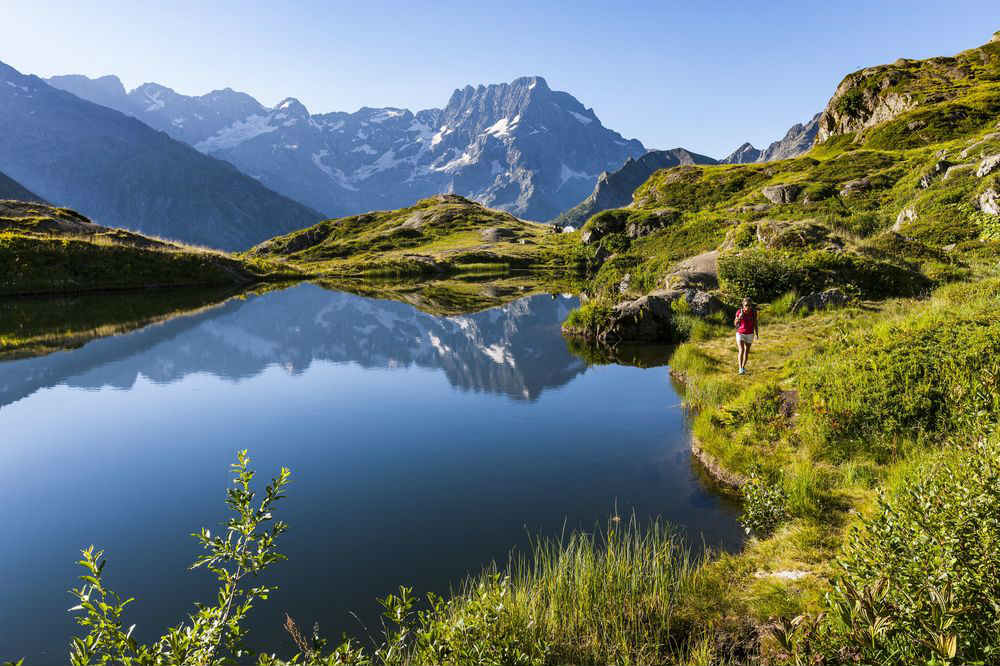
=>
[744,342,752,368]
[737,339,746,369]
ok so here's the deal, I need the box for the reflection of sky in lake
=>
[3,284,741,661]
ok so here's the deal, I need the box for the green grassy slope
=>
[0,200,296,296]
[246,194,588,277]
[571,34,1000,309]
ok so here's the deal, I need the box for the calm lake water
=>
[2,283,741,661]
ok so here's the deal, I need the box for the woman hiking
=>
[734,297,759,375]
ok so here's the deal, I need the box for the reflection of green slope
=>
[318,273,588,317]
[0,284,283,361]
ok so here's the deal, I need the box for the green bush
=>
[817,436,1000,663]
[740,470,789,538]
[717,247,928,303]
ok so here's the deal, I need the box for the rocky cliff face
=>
[552,148,717,228]
[1,61,321,250]
[47,74,646,222]
[722,114,820,163]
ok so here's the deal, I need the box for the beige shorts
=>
[736,333,755,344]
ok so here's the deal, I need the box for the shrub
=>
[717,247,928,303]
[818,436,1000,663]
[66,451,291,665]
[740,470,789,538]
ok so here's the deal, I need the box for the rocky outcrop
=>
[839,178,871,196]
[816,68,916,142]
[894,206,918,231]
[553,148,717,228]
[792,288,850,313]
[480,227,516,242]
[580,208,681,244]
[761,184,802,204]
[920,159,952,188]
[980,188,1000,216]
[976,154,1000,178]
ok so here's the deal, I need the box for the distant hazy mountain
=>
[552,148,717,228]
[0,170,45,202]
[722,114,821,164]
[0,61,321,250]
[47,74,646,221]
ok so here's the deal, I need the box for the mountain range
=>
[550,116,820,228]
[552,148,718,228]
[46,74,647,222]
[0,61,321,250]
[722,113,821,163]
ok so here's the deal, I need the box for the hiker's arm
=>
[734,309,741,326]
[755,317,760,338]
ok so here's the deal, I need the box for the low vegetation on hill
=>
[0,201,298,296]
[246,194,588,277]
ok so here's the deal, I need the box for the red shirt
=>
[736,308,757,334]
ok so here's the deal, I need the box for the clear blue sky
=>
[4,0,998,157]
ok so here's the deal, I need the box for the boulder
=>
[893,206,917,231]
[979,188,1000,216]
[919,159,951,188]
[626,208,680,238]
[684,289,724,317]
[976,154,1000,178]
[479,227,516,242]
[606,291,679,342]
[761,184,802,204]
[792,288,850,313]
[739,203,771,214]
[839,178,871,196]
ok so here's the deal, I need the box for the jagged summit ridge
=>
[46,73,645,221]
[722,114,821,163]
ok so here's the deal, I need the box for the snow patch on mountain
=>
[195,114,278,152]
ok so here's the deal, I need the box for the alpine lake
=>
[2,278,742,661]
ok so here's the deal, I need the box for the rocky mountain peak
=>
[45,70,644,222]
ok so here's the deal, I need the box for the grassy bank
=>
[0,200,299,296]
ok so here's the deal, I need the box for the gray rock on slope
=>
[552,148,717,228]
[722,114,821,164]
[47,74,646,222]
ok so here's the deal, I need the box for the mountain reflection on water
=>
[0,283,586,408]
[2,282,742,662]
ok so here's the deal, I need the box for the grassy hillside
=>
[246,194,588,277]
[0,200,297,296]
